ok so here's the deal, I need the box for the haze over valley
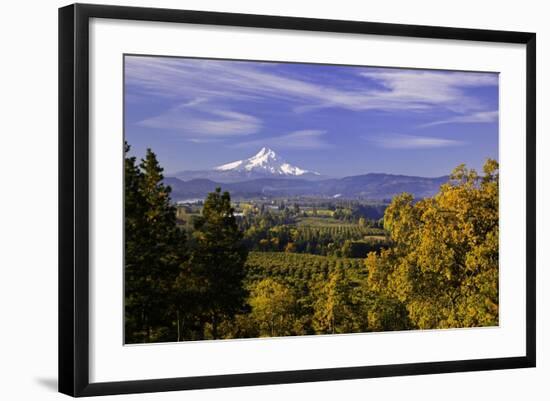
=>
[167,147,448,202]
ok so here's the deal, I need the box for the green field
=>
[296,216,353,226]
[245,251,366,285]
[295,224,385,241]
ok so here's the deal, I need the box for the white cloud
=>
[368,134,465,149]
[359,70,497,113]
[137,99,262,138]
[125,56,498,115]
[232,130,330,150]
[419,110,499,128]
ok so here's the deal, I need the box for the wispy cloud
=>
[419,110,499,128]
[368,134,465,149]
[137,99,262,139]
[126,57,498,115]
[232,130,330,150]
[359,70,497,113]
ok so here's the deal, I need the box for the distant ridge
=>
[164,173,449,202]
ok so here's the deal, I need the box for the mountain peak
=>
[248,147,279,166]
[213,147,319,178]
[254,146,275,158]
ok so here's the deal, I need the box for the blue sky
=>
[124,55,499,178]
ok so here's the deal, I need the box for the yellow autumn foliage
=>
[365,159,499,329]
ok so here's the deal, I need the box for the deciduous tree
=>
[365,159,499,329]
[249,278,296,337]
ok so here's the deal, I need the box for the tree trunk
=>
[176,310,180,342]
[212,315,218,339]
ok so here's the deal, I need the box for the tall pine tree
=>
[125,144,187,343]
[189,188,248,339]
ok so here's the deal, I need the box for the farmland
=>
[245,251,366,284]
[125,146,499,343]
[176,198,391,258]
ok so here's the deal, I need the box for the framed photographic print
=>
[58,3,536,397]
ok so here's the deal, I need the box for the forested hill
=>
[164,173,448,201]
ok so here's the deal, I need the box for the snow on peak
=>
[245,147,280,170]
[215,159,243,171]
[213,147,319,177]
[253,147,275,158]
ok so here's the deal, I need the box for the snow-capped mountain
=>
[174,147,322,183]
[215,147,319,177]
[167,146,449,200]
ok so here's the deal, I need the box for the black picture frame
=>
[59,3,536,397]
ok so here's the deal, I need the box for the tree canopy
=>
[188,187,249,339]
[365,159,499,329]
[125,144,187,343]
[125,144,499,342]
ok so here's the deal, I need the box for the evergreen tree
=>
[189,188,248,339]
[125,145,187,343]
[124,142,146,342]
